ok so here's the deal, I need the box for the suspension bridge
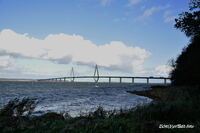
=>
[38,65,171,84]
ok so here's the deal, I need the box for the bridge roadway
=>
[38,76,171,84]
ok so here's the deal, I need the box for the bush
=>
[0,98,38,117]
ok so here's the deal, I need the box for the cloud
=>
[163,10,176,23]
[138,5,170,19]
[100,0,113,6]
[0,29,151,74]
[154,65,172,77]
[128,0,143,6]
[0,55,71,78]
[0,55,25,78]
[0,55,14,68]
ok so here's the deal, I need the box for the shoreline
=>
[127,85,173,101]
[127,85,200,101]
[127,85,180,101]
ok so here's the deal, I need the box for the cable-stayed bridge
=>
[38,65,171,84]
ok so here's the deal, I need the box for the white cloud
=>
[0,55,14,68]
[128,0,142,6]
[0,55,25,78]
[0,29,151,74]
[138,5,170,19]
[154,65,172,77]
[143,7,158,17]
[163,10,176,23]
[100,0,113,6]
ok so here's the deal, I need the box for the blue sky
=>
[0,0,190,79]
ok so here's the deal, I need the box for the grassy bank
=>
[128,85,200,101]
[1,86,200,133]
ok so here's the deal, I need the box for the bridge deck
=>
[47,76,170,79]
[38,76,171,84]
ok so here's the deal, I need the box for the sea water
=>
[0,81,153,117]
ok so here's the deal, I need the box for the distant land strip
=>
[0,78,36,82]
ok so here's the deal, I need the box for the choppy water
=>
[0,81,153,117]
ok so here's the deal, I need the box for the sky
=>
[0,0,190,79]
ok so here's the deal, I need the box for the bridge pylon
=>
[70,67,75,82]
[93,64,99,83]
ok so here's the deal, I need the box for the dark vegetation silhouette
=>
[171,36,200,85]
[170,0,200,86]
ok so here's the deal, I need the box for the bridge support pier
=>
[164,78,167,84]
[120,77,122,83]
[109,77,111,83]
[132,78,134,84]
[147,78,149,84]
